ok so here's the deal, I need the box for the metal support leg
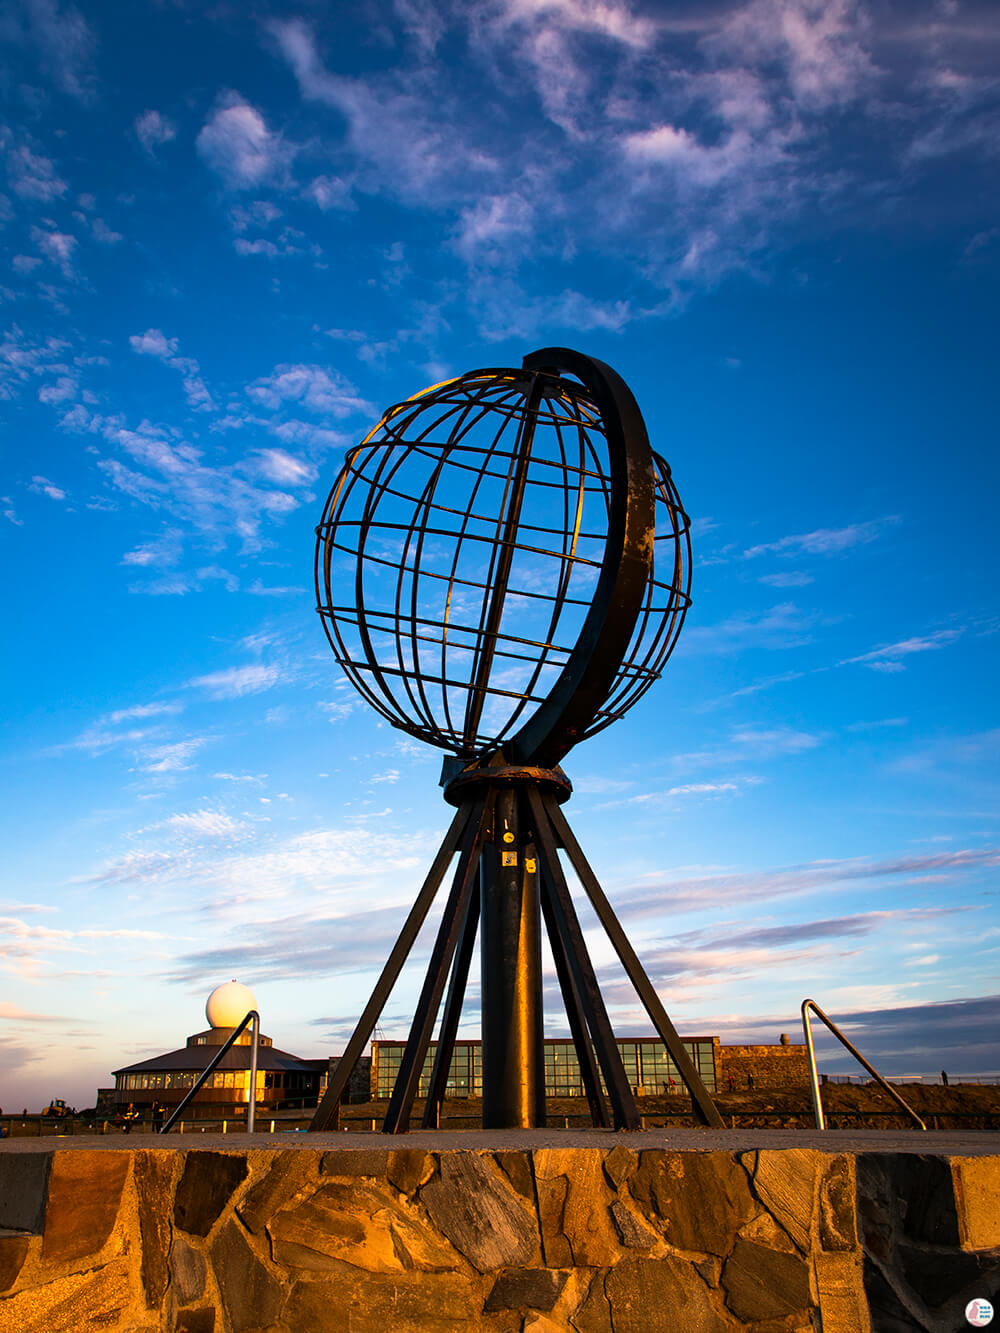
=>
[309,802,472,1131]
[481,787,545,1129]
[527,786,639,1130]
[422,880,481,1129]
[540,867,610,1128]
[383,794,492,1134]
[546,795,724,1129]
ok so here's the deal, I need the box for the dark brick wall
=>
[717,1044,810,1090]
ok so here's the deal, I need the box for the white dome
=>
[205,980,257,1029]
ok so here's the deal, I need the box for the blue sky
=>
[1,0,998,1110]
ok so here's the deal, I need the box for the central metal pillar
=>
[480,787,546,1128]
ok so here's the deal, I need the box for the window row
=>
[374,1040,717,1097]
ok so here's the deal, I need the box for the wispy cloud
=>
[617,845,1000,917]
[682,601,819,654]
[744,517,900,559]
[840,628,964,671]
[187,664,283,699]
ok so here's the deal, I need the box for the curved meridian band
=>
[506,348,656,768]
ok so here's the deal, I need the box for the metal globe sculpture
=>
[311,349,722,1134]
[315,352,691,766]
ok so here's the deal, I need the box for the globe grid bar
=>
[310,348,722,1133]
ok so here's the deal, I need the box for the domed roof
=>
[205,979,257,1029]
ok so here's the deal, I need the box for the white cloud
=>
[129,328,178,359]
[758,570,814,587]
[37,375,75,404]
[14,0,97,102]
[7,145,67,201]
[135,109,176,154]
[246,364,372,418]
[188,664,283,699]
[841,629,963,671]
[744,516,900,558]
[120,529,183,568]
[29,474,67,500]
[165,810,246,837]
[245,448,316,485]
[108,702,181,724]
[196,94,289,190]
[90,217,122,245]
[31,226,77,276]
[140,738,207,773]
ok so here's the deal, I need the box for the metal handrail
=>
[159,1009,260,1134]
[801,998,926,1131]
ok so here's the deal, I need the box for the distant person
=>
[727,1074,734,1091]
[941,1070,949,1087]
[747,1073,755,1091]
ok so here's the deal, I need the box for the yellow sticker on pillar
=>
[502,851,518,867]
[525,858,537,874]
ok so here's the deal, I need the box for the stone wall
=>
[716,1045,810,1091]
[1,1143,997,1332]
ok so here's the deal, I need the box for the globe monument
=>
[310,347,723,1133]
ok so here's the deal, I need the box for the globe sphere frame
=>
[314,347,692,769]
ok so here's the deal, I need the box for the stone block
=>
[721,1238,812,1323]
[814,1252,870,1333]
[320,1148,392,1177]
[176,1309,216,1333]
[819,1155,856,1252]
[387,1149,436,1196]
[210,1218,284,1333]
[524,1316,567,1333]
[952,1156,1000,1251]
[41,1151,129,1265]
[609,1200,657,1250]
[605,1255,734,1332]
[493,1151,534,1202]
[602,1145,636,1191]
[283,1269,476,1332]
[746,1149,818,1252]
[174,1151,248,1237]
[237,1152,316,1234]
[483,1267,567,1312]
[569,1270,612,1333]
[421,1153,538,1272]
[534,1150,621,1268]
[134,1150,176,1308]
[629,1151,755,1257]
[0,1154,50,1233]
[0,1233,29,1293]
[170,1234,207,1305]
[0,1254,132,1332]
[271,1178,461,1274]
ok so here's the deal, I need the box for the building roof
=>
[112,1045,326,1077]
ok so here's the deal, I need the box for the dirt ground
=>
[337,1082,1000,1132]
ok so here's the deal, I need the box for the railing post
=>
[248,1012,259,1135]
[801,999,826,1130]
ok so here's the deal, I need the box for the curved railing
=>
[801,998,926,1131]
[159,1009,260,1134]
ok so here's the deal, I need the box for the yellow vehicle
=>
[42,1099,73,1117]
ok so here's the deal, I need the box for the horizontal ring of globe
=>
[315,368,691,758]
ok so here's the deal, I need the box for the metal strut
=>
[309,765,721,1134]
